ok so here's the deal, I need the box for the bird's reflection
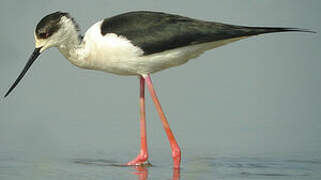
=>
[132,166,148,180]
[131,166,180,180]
[72,158,180,179]
[172,168,181,180]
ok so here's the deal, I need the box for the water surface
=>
[1,149,320,180]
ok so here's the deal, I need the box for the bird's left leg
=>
[126,76,149,166]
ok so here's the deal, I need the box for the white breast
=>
[82,21,144,75]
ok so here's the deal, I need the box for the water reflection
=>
[131,166,148,180]
[73,158,180,180]
[131,166,180,180]
[71,156,321,179]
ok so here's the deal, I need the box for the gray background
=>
[0,0,320,179]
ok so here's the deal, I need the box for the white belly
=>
[81,21,247,76]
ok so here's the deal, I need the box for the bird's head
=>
[35,11,79,53]
[4,11,79,98]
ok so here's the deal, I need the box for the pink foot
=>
[126,151,149,166]
[172,146,181,169]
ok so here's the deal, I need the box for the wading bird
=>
[4,11,312,168]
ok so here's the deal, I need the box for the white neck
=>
[56,17,88,68]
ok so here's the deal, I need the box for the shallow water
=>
[1,149,320,180]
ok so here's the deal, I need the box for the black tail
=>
[205,22,315,44]
[241,26,316,35]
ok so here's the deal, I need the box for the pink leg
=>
[145,74,181,169]
[127,76,149,165]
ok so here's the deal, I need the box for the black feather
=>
[101,11,313,55]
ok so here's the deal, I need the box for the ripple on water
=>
[184,156,321,178]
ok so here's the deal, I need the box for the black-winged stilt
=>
[3,11,313,168]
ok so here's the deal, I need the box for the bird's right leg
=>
[126,76,149,166]
[144,74,181,169]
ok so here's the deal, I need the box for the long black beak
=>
[4,47,41,98]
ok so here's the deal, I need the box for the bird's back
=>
[100,11,306,56]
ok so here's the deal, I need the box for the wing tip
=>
[251,27,317,35]
[280,27,316,34]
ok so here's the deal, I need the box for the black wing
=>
[101,11,311,55]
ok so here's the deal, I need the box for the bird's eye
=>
[39,32,49,39]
